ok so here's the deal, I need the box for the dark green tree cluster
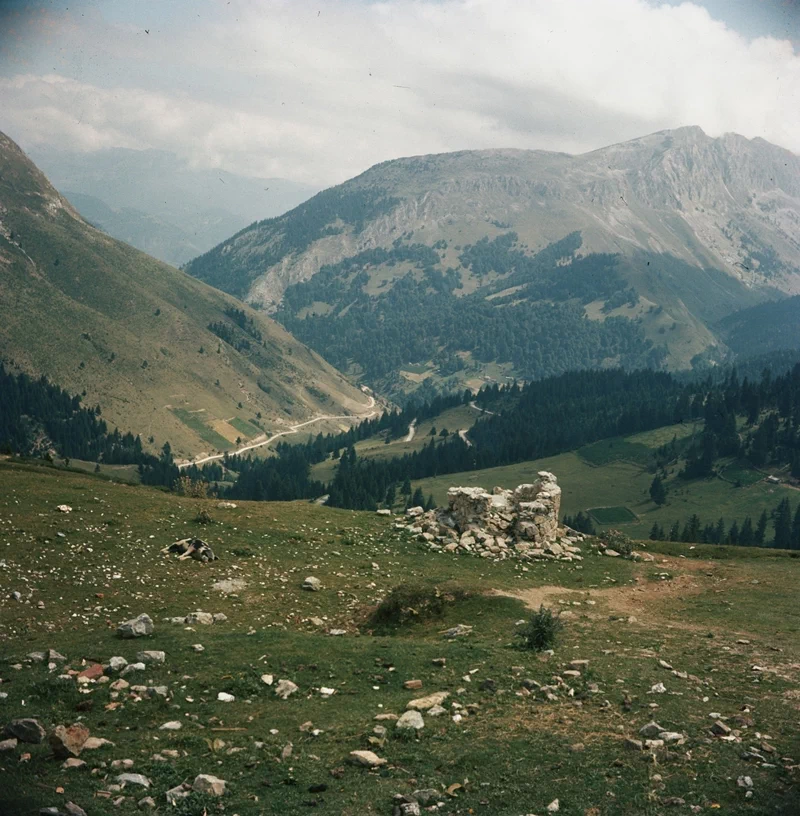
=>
[649,499,800,549]
[276,233,665,382]
[562,511,596,535]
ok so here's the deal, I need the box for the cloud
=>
[1,0,799,185]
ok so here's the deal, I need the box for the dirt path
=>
[458,429,472,448]
[494,555,722,629]
[179,395,377,469]
[404,419,417,442]
[469,400,495,416]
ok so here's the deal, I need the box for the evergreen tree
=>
[668,520,681,541]
[649,522,664,540]
[384,483,396,507]
[755,510,768,546]
[401,476,412,496]
[773,497,792,549]
[727,520,739,545]
[411,486,425,507]
[791,502,800,551]
[714,517,726,545]
[649,475,667,505]
[424,493,437,511]
[739,516,755,547]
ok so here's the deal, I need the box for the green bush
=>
[598,528,634,556]
[515,605,563,651]
[365,582,470,632]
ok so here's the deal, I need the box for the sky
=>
[0,0,799,186]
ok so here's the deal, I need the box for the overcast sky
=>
[1,0,799,186]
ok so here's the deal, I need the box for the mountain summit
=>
[187,127,800,306]
[184,128,799,397]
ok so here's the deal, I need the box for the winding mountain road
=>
[178,395,377,469]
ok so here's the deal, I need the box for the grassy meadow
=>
[0,459,799,814]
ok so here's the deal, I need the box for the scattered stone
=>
[274,679,299,700]
[185,611,214,625]
[64,803,87,816]
[217,692,235,703]
[737,775,753,789]
[61,758,86,770]
[82,737,114,750]
[639,721,665,739]
[649,682,667,694]
[302,576,322,591]
[107,656,128,673]
[49,723,90,758]
[165,784,191,805]
[407,691,449,711]
[138,797,157,810]
[117,614,154,639]
[261,674,274,686]
[442,624,473,639]
[56,505,72,513]
[396,710,425,732]
[432,658,446,667]
[403,679,423,690]
[711,720,732,737]
[136,651,165,664]
[193,774,227,796]
[117,773,151,788]
[159,721,182,731]
[348,750,387,768]
[77,664,104,681]
[547,800,560,813]
[0,737,19,751]
[5,718,46,744]
[624,738,644,751]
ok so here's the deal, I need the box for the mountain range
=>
[27,146,317,267]
[185,126,800,399]
[0,132,366,458]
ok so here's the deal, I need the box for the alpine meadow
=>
[1,2,800,815]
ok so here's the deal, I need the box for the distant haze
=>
[1,0,798,190]
[28,145,317,266]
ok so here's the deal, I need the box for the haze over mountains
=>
[28,146,317,267]
[0,132,366,458]
[185,127,800,398]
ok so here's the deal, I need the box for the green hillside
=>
[0,132,369,459]
[1,459,799,815]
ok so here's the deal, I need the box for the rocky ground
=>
[0,458,799,815]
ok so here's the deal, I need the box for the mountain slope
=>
[28,146,317,266]
[0,132,368,458]
[184,127,799,397]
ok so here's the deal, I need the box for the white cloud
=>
[1,0,799,185]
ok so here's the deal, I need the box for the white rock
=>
[217,692,235,703]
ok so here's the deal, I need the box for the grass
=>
[1,460,799,815]
[0,135,367,460]
[720,460,765,486]
[172,408,235,451]
[228,416,262,438]
[588,506,638,524]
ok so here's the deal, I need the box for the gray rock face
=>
[117,614,154,638]
[5,718,46,744]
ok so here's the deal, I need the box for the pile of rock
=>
[396,473,584,562]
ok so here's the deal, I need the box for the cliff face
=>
[185,127,800,308]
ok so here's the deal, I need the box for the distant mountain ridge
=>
[0,132,366,457]
[28,146,318,266]
[184,127,800,398]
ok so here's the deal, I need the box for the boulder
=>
[407,691,449,711]
[396,710,425,732]
[302,576,322,592]
[192,774,226,796]
[136,651,165,664]
[117,614,154,638]
[117,773,152,788]
[49,724,90,758]
[5,718,46,744]
[348,750,387,768]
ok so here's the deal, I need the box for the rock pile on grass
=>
[396,472,584,562]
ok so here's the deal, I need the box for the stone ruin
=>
[397,472,585,562]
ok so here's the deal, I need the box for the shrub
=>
[599,528,634,556]
[194,508,213,525]
[365,582,470,632]
[515,605,563,651]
